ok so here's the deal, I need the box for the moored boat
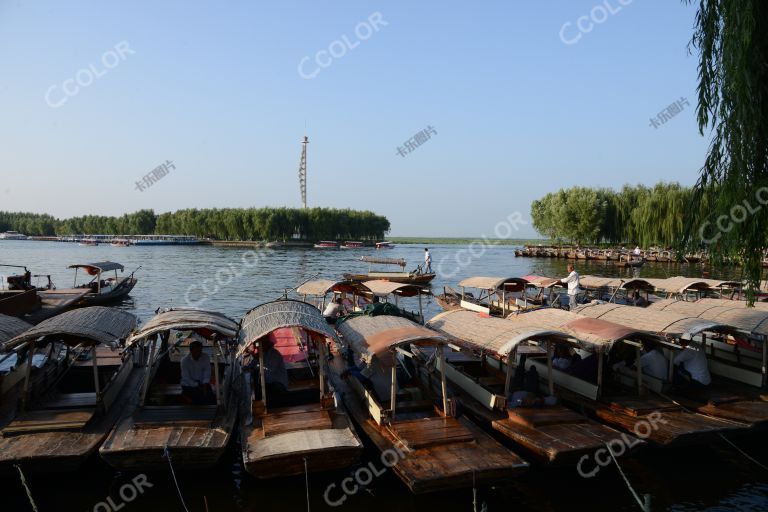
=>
[331,314,528,493]
[237,299,363,478]
[341,241,364,249]
[100,308,241,470]
[65,261,138,305]
[344,256,436,284]
[376,241,395,249]
[421,310,642,465]
[0,307,140,472]
[314,240,338,249]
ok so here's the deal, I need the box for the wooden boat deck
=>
[242,401,363,478]
[388,416,474,449]
[329,355,528,493]
[668,388,768,429]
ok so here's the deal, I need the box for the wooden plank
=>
[389,416,474,449]
[3,409,94,434]
[507,406,587,428]
[42,392,98,409]
[606,397,680,417]
[262,410,332,436]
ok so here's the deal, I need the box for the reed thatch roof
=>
[644,277,712,294]
[2,306,138,351]
[573,302,724,338]
[238,299,338,355]
[0,314,31,344]
[506,308,664,351]
[295,280,369,297]
[363,280,423,297]
[458,277,528,291]
[427,310,571,357]
[522,275,561,288]
[337,315,444,366]
[578,276,655,291]
[648,299,768,335]
[127,308,239,343]
[697,298,768,311]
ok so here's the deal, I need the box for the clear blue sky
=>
[0,0,707,237]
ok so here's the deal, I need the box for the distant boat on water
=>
[0,231,28,240]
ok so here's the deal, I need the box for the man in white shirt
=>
[673,340,711,389]
[639,343,668,380]
[323,297,344,323]
[424,248,433,273]
[633,246,641,256]
[560,264,580,310]
[181,341,214,404]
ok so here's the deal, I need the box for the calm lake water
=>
[1,240,766,512]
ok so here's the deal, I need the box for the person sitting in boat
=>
[181,341,215,405]
[262,338,289,395]
[552,345,576,370]
[637,340,668,381]
[673,339,711,390]
[323,298,344,324]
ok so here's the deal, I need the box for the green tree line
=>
[0,208,391,241]
[531,182,702,246]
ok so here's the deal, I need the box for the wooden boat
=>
[363,280,428,324]
[0,314,34,403]
[420,310,641,465]
[238,299,363,478]
[0,307,140,472]
[576,275,655,305]
[110,239,131,247]
[344,256,436,284]
[376,241,395,249]
[616,255,645,268]
[504,309,750,446]
[331,314,528,493]
[341,241,364,249]
[574,302,768,428]
[314,240,338,249]
[0,265,89,324]
[100,308,241,470]
[78,238,99,246]
[438,276,545,317]
[66,261,138,305]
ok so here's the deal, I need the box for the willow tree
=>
[681,0,768,301]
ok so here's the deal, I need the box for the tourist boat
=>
[66,261,138,305]
[341,241,364,249]
[573,275,655,305]
[314,240,338,249]
[420,310,641,465]
[435,276,544,317]
[295,279,373,313]
[0,314,33,401]
[376,241,395,249]
[331,314,528,493]
[343,256,436,284]
[616,254,645,268]
[237,299,363,478]
[110,239,131,247]
[0,307,141,472]
[573,302,768,427]
[100,308,241,470]
[78,238,99,246]
[0,231,28,240]
[0,265,89,324]
[265,240,285,248]
[363,280,428,324]
[504,309,750,446]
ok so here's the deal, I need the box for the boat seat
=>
[395,399,435,413]
[606,396,680,416]
[507,405,588,428]
[388,416,474,449]
[42,392,98,409]
[2,408,95,436]
[262,406,332,437]
[133,405,217,427]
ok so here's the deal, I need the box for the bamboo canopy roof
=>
[238,299,338,356]
[458,276,528,291]
[363,280,425,297]
[506,309,665,352]
[696,297,768,311]
[296,279,369,297]
[2,306,138,351]
[127,308,239,344]
[644,277,712,294]
[427,310,571,357]
[0,314,31,344]
[578,276,655,292]
[522,275,561,288]
[572,303,725,339]
[359,256,406,267]
[697,279,743,290]
[336,315,445,366]
[648,299,768,336]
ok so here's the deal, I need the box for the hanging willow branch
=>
[679,0,768,303]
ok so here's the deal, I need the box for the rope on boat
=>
[163,445,191,512]
[303,457,311,512]
[718,434,768,471]
[472,470,477,512]
[14,465,39,512]
[654,390,768,470]
[606,445,651,512]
